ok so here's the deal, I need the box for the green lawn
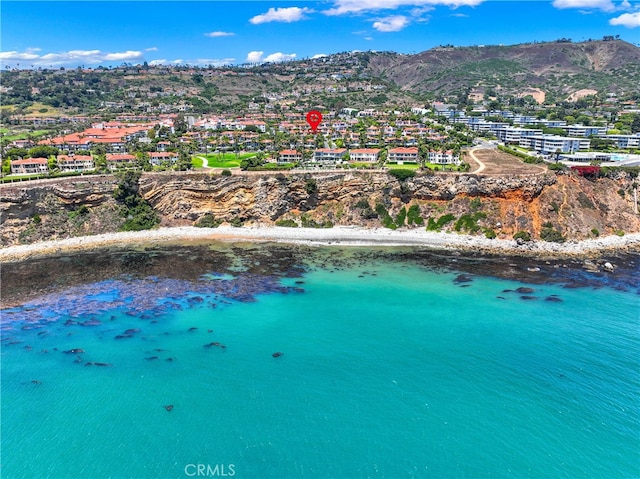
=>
[1,173,48,183]
[1,129,53,142]
[193,152,257,169]
[386,162,420,170]
[424,162,464,171]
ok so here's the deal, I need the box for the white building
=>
[312,148,347,166]
[349,148,380,163]
[427,150,460,165]
[57,154,95,172]
[388,147,419,164]
[562,125,607,137]
[149,152,178,166]
[10,158,49,175]
[601,133,640,149]
[519,135,590,154]
[278,149,302,164]
[495,127,542,144]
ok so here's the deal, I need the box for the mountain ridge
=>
[361,39,640,99]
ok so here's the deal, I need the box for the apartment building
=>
[10,158,49,175]
[519,135,590,154]
[57,155,95,172]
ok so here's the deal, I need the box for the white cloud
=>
[145,47,158,52]
[263,52,297,62]
[0,49,145,67]
[245,51,264,63]
[373,15,410,32]
[0,51,41,61]
[151,58,235,66]
[609,11,640,27]
[451,12,469,17]
[244,51,297,63]
[249,7,313,24]
[365,36,374,40]
[205,31,235,37]
[312,53,329,58]
[325,0,484,16]
[411,6,435,16]
[552,0,615,11]
[104,51,144,61]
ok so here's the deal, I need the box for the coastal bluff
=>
[1,170,639,246]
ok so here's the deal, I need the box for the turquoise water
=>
[1,246,639,479]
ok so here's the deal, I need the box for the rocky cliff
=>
[2,170,639,246]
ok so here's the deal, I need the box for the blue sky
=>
[1,0,639,68]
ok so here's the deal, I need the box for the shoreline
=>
[1,226,640,262]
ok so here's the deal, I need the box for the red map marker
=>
[306,110,322,133]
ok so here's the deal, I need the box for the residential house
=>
[388,147,419,164]
[312,148,347,167]
[149,152,178,166]
[156,141,171,152]
[278,149,302,164]
[57,155,95,172]
[10,158,49,175]
[427,150,460,165]
[106,153,137,170]
[349,148,380,163]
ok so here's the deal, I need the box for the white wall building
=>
[427,150,460,165]
[519,135,590,154]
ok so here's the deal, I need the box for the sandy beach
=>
[1,225,640,262]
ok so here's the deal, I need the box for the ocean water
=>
[1,244,639,479]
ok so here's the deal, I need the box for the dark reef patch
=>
[2,244,638,333]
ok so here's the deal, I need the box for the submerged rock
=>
[515,287,535,294]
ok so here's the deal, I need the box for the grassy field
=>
[386,162,420,170]
[193,152,256,169]
[1,102,65,118]
[1,129,52,142]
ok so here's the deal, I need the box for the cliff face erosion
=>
[1,170,639,246]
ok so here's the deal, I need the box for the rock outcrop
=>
[2,170,639,246]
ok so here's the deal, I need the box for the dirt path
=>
[467,148,547,175]
[196,156,211,169]
[467,148,486,174]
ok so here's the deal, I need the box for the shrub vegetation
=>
[113,171,159,231]
[275,219,298,227]
[426,213,456,231]
[195,213,222,228]
[388,169,416,181]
